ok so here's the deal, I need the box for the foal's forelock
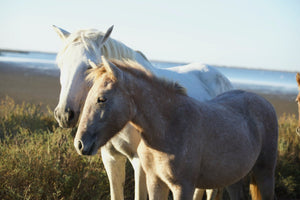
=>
[56,29,136,68]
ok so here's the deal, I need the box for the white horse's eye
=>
[97,97,107,103]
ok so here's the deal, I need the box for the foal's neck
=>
[127,75,190,146]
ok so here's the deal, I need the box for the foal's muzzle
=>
[54,107,77,128]
[74,138,96,156]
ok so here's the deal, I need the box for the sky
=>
[0,0,299,71]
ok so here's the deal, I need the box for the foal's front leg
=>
[172,184,195,200]
[146,174,169,200]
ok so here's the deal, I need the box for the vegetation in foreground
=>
[0,97,299,199]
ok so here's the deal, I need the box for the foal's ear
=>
[101,56,123,80]
[297,73,300,87]
[99,25,114,46]
[52,25,70,41]
[88,59,100,69]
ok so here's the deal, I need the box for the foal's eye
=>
[97,97,107,103]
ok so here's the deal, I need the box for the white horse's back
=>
[152,63,233,101]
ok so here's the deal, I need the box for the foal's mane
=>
[56,29,140,67]
[87,59,187,96]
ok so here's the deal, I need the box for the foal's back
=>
[208,90,278,139]
[210,90,276,116]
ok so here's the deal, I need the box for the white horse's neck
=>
[99,36,155,72]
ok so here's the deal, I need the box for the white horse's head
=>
[53,25,118,128]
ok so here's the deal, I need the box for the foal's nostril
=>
[78,140,83,150]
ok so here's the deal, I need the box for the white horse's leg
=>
[130,156,147,200]
[146,174,169,200]
[101,144,127,200]
[113,124,147,200]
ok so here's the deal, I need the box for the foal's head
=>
[74,57,136,155]
[296,73,300,136]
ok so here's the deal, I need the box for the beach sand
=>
[0,61,298,118]
[0,61,60,110]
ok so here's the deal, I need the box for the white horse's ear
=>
[101,56,123,80]
[52,25,70,41]
[99,25,114,46]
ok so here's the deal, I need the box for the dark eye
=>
[97,97,107,103]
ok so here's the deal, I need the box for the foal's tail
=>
[250,174,262,200]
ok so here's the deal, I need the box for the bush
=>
[276,114,300,198]
[0,97,111,200]
[0,97,299,199]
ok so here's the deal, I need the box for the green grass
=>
[0,97,299,199]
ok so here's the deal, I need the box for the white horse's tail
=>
[250,174,262,200]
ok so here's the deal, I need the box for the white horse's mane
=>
[56,29,137,67]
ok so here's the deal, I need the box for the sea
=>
[0,50,298,96]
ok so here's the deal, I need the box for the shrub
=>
[0,97,299,199]
[276,114,300,198]
[0,97,111,200]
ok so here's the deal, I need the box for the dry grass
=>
[0,97,299,199]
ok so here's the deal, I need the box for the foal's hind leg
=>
[193,189,222,200]
[225,179,246,200]
[251,166,276,200]
[172,183,194,200]
[101,145,127,200]
[192,188,205,200]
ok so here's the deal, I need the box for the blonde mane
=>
[56,29,137,67]
[87,59,187,96]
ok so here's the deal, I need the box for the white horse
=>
[53,25,233,200]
